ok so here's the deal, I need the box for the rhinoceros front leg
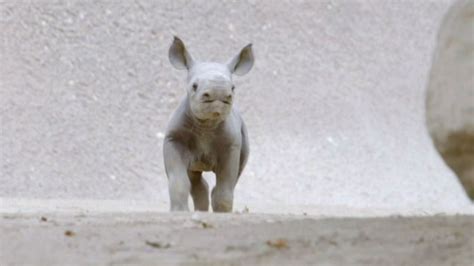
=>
[189,171,210,211]
[164,141,191,211]
[212,147,241,212]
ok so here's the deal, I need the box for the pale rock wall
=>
[0,0,470,211]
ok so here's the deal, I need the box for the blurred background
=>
[1,0,472,213]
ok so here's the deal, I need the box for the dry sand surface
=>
[1,211,473,266]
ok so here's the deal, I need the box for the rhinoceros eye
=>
[192,83,198,92]
[231,85,235,92]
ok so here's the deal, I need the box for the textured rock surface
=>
[426,0,474,199]
[0,0,470,211]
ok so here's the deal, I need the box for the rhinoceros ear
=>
[169,36,195,70]
[227,43,254,76]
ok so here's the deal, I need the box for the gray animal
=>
[164,37,254,212]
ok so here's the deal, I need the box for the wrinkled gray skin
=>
[164,37,254,212]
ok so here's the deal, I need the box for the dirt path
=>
[1,212,473,266]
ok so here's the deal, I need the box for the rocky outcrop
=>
[426,0,474,199]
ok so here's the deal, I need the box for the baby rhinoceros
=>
[163,37,254,212]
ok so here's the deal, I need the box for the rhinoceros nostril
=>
[202,93,214,103]
[223,94,232,104]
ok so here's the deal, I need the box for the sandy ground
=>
[1,211,473,266]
